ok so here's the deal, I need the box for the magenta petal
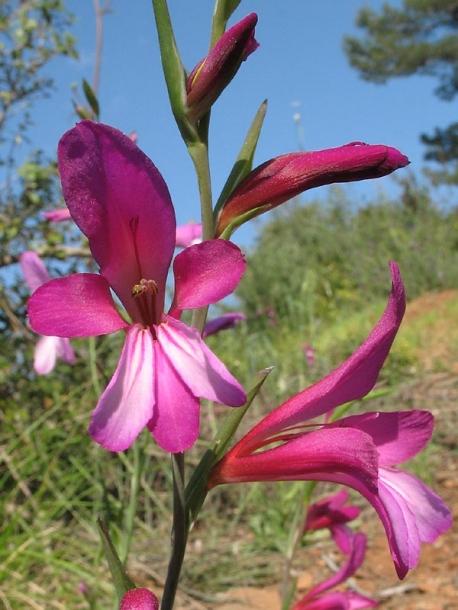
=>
[170,240,246,315]
[305,489,359,530]
[374,468,452,578]
[338,410,434,466]
[344,594,379,610]
[210,427,379,489]
[89,325,155,451]
[294,534,378,609]
[27,274,128,337]
[239,262,405,452]
[147,339,200,453]
[295,591,377,609]
[20,251,51,292]
[308,533,367,599]
[345,593,379,609]
[58,121,176,320]
[157,316,246,406]
[331,524,355,554]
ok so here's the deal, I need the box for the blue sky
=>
[28,0,457,246]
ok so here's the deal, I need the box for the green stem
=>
[281,481,317,610]
[120,440,143,564]
[188,142,214,240]
[188,140,214,333]
[88,336,101,396]
[161,453,187,610]
[211,0,242,45]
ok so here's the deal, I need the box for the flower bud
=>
[120,588,159,610]
[203,312,246,337]
[216,142,409,236]
[186,13,259,122]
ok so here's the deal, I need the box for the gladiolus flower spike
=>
[209,263,452,578]
[186,13,259,122]
[27,121,246,454]
[216,143,409,237]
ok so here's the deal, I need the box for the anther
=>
[132,278,158,298]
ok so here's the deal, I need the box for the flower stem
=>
[161,453,187,610]
[281,481,316,610]
[188,141,213,240]
[117,439,143,564]
[188,140,213,333]
[88,336,101,396]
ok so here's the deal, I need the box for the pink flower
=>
[208,263,452,578]
[216,143,409,236]
[19,251,76,375]
[329,409,452,579]
[43,208,72,222]
[120,588,159,610]
[305,490,360,554]
[203,312,246,338]
[186,13,259,122]
[27,121,246,453]
[175,223,202,248]
[292,534,378,609]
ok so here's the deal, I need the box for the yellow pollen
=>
[132,278,158,298]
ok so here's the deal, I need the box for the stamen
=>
[132,278,158,297]
[132,278,159,330]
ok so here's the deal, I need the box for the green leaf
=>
[82,78,99,119]
[152,0,198,144]
[211,366,273,462]
[72,99,93,120]
[211,0,243,44]
[214,99,267,218]
[218,203,271,240]
[185,366,273,526]
[97,517,135,600]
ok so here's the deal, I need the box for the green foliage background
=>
[237,182,458,326]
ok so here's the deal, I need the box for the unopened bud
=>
[120,588,159,610]
[216,142,409,236]
[186,13,259,122]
